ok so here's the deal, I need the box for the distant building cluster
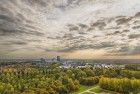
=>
[32,56,62,66]
[0,57,133,69]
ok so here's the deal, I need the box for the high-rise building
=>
[57,56,61,61]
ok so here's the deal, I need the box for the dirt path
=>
[79,86,98,94]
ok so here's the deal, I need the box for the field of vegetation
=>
[0,63,139,94]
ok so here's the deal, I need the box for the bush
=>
[80,76,99,86]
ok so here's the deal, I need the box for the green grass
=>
[72,85,128,94]
[91,86,123,94]
[81,92,94,94]
[71,85,95,94]
[89,86,102,93]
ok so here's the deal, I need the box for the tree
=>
[80,76,99,86]
[99,77,140,94]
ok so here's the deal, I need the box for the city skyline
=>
[0,0,140,59]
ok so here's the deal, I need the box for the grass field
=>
[71,85,95,94]
[72,85,124,94]
[89,86,102,93]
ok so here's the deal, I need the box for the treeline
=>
[125,64,140,71]
[0,63,139,94]
[0,64,80,94]
[99,77,140,94]
[0,63,100,94]
[121,70,140,79]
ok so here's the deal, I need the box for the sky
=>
[0,0,140,59]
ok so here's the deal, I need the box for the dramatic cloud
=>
[128,34,140,39]
[0,0,140,59]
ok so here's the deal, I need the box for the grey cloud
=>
[0,1,44,37]
[78,32,87,34]
[116,17,132,25]
[133,20,140,24]
[16,13,28,22]
[106,26,121,30]
[9,41,27,45]
[47,33,83,41]
[107,46,129,55]
[78,23,88,28]
[24,29,44,36]
[67,24,79,31]
[87,27,94,31]
[47,36,62,40]
[62,33,73,39]
[106,31,121,36]
[114,31,121,34]
[0,14,15,22]
[123,29,129,32]
[55,0,81,10]
[59,45,93,52]
[47,33,82,41]
[23,0,47,7]
[34,46,53,52]
[67,23,91,32]
[57,12,140,54]
[58,44,95,52]
[27,39,42,42]
[100,42,115,48]
[108,44,140,56]
[118,46,129,53]
[0,5,14,17]
[62,33,83,40]
[0,28,44,36]
[0,41,27,46]
[59,39,115,52]
[134,12,140,18]
[128,34,140,39]
[0,29,23,36]
[90,20,106,30]
[132,25,140,29]
[25,24,39,30]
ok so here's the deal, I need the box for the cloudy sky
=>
[0,0,140,59]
